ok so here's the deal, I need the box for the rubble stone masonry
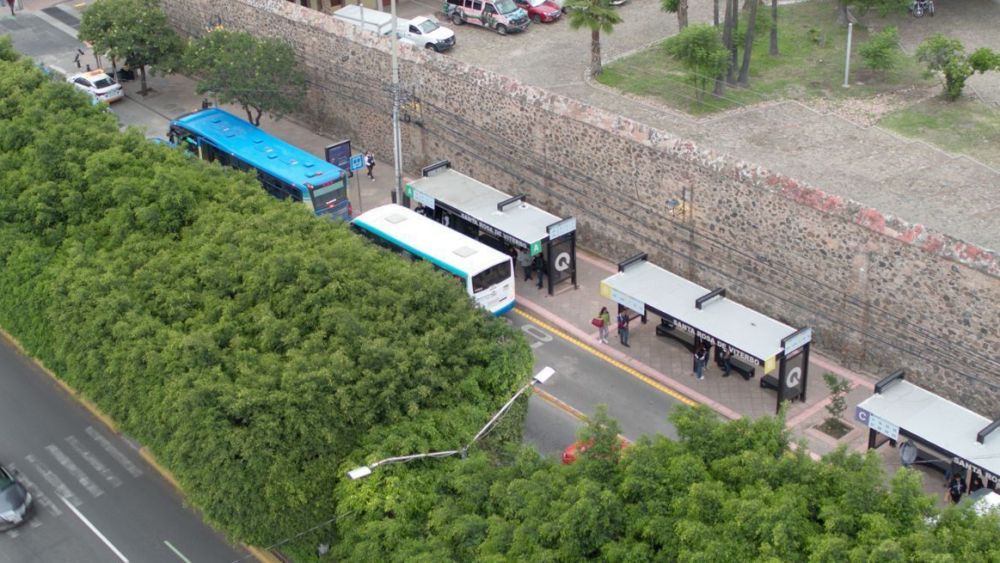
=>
[162,0,1000,415]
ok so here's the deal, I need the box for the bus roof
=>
[352,204,510,277]
[171,108,343,189]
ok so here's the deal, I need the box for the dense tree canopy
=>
[0,38,532,548]
[333,404,1000,562]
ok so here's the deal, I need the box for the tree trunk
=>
[110,55,118,87]
[245,106,254,125]
[721,0,733,86]
[713,0,719,26]
[769,0,778,55]
[678,0,688,29]
[138,65,148,96]
[727,0,739,85]
[836,0,849,25]
[253,108,263,126]
[738,0,757,85]
[590,29,602,77]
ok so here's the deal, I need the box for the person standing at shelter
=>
[365,150,376,181]
[693,343,708,380]
[718,347,733,377]
[948,474,967,504]
[596,306,611,344]
[517,249,534,282]
[534,254,545,290]
[616,310,630,347]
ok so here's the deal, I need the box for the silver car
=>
[0,464,32,531]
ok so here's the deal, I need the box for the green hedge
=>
[0,39,532,546]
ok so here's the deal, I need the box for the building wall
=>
[162,0,1000,415]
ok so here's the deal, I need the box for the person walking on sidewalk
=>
[597,306,611,344]
[616,310,630,347]
[693,343,708,380]
[365,151,376,181]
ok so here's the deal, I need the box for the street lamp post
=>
[348,367,556,480]
[389,0,404,204]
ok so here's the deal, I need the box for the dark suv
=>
[0,464,32,531]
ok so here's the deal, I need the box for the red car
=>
[561,437,629,464]
[514,0,562,23]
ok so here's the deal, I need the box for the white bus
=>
[351,204,516,315]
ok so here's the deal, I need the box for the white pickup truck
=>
[333,6,456,52]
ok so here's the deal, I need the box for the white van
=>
[333,5,456,52]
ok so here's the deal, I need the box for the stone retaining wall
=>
[161,0,1000,415]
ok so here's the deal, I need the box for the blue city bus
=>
[168,108,351,220]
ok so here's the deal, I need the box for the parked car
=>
[514,0,562,23]
[0,464,32,531]
[67,69,124,104]
[443,0,530,35]
[334,6,456,52]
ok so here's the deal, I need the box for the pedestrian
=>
[718,347,733,377]
[616,310,630,347]
[517,249,534,282]
[947,474,967,504]
[596,306,611,344]
[364,150,376,181]
[693,343,708,380]
[533,254,545,290]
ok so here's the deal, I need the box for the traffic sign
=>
[350,154,364,171]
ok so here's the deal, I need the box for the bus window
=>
[472,261,512,293]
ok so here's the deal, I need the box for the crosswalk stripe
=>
[66,435,124,488]
[85,426,143,478]
[24,454,83,508]
[45,444,104,498]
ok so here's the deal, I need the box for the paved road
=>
[0,336,246,563]
[508,308,684,458]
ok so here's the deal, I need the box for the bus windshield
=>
[472,261,512,293]
[310,179,348,210]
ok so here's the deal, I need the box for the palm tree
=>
[565,0,623,77]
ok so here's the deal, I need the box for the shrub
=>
[860,26,900,73]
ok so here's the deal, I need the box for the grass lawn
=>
[879,98,1000,168]
[597,0,934,115]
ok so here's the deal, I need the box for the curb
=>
[0,328,270,563]
[514,297,742,421]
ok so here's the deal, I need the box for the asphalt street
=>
[0,335,247,562]
[507,309,684,457]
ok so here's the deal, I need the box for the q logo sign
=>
[554,252,571,272]
[786,367,802,389]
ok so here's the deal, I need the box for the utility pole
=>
[389,0,404,204]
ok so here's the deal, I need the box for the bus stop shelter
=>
[404,160,577,295]
[857,370,1000,488]
[600,253,812,413]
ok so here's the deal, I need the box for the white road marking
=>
[60,497,130,563]
[8,464,62,517]
[46,444,104,498]
[85,426,143,477]
[163,540,193,563]
[66,435,124,488]
[25,454,83,508]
